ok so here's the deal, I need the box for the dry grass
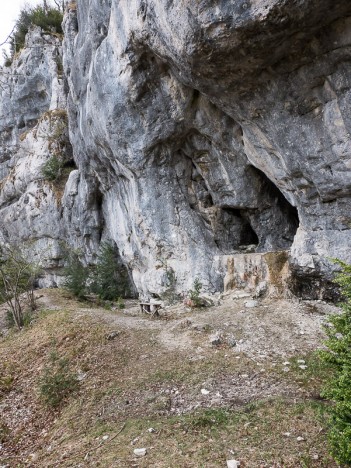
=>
[0,290,337,467]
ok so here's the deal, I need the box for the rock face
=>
[0,26,101,286]
[218,251,290,298]
[62,0,351,298]
[1,1,351,298]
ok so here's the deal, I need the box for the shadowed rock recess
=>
[0,1,351,298]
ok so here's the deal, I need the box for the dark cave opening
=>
[63,159,77,169]
[184,149,299,254]
[219,207,259,251]
[205,166,299,254]
[248,166,300,250]
[88,184,105,243]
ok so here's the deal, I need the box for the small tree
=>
[39,348,79,408]
[0,245,37,329]
[90,242,132,300]
[184,277,203,308]
[320,260,351,465]
[41,155,63,181]
[63,251,89,299]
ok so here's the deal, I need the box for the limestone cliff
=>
[1,1,351,298]
[0,25,101,286]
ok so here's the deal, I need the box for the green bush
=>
[41,155,63,181]
[320,260,351,465]
[62,243,133,301]
[63,252,89,299]
[191,408,229,428]
[159,259,178,304]
[10,1,63,57]
[0,244,38,330]
[0,422,10,443]
[39,349,79,408]
[90,242,132,300]
[184,277,203,308]
[5,309,33,329]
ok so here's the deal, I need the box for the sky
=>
[0,0,41,61]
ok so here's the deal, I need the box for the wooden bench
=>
[139,302,162,317]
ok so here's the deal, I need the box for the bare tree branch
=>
[0,25,16,48]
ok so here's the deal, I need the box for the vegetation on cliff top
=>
[4,0,64,65]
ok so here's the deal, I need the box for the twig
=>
[0,25,16,48]
[84,423,126,460]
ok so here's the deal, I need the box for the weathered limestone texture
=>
[62,0,351,298]
[0,27,101,285]
[0,2,350,298]
[217,251,290,298]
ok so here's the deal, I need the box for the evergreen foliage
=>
[63,243,132,301]
[41,155,63,181]
[320,259,351,465]
[10,1,64,57]
[39,349,79,408]
[63,252,89,299]
[184,277,204,308]
[91,242,131,300]
[189,277,203,307]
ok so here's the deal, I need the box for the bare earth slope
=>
[0,290,339,467]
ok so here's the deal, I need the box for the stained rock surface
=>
[0,27,101,285]
[1,1,351,297]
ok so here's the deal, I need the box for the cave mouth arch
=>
[242,166,300,252]
[213,168,300,254]
[179,143,299,254]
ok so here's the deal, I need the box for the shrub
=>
[10,1,64,57]
[63,252,89,299]
[0,244,38,329]
[39,349,79,408]
[41,155,63,181]
[0,422,10,443]
[0,363,14,398]
[184,278,203,308]
[320,260,351,465]
[159,259,178,304]
[5,308,33,329]
[90,242,132,300]
[191,408,229,428]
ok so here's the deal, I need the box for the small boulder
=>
[134,448,147,457]
[226,334,237,347]
[209,333,222,346]
[244,300,258,308]
[106,330,120,341]
[227,460,240,468]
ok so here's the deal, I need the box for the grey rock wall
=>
[0,26,101,286]
[0,1,350,299]
[62,0,351,298]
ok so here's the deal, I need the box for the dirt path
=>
[34,289,336,358]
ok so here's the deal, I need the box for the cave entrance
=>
[245,167,300,252]
[214,207,259,253]
[183,150,299,255]
[211,169,299,254]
